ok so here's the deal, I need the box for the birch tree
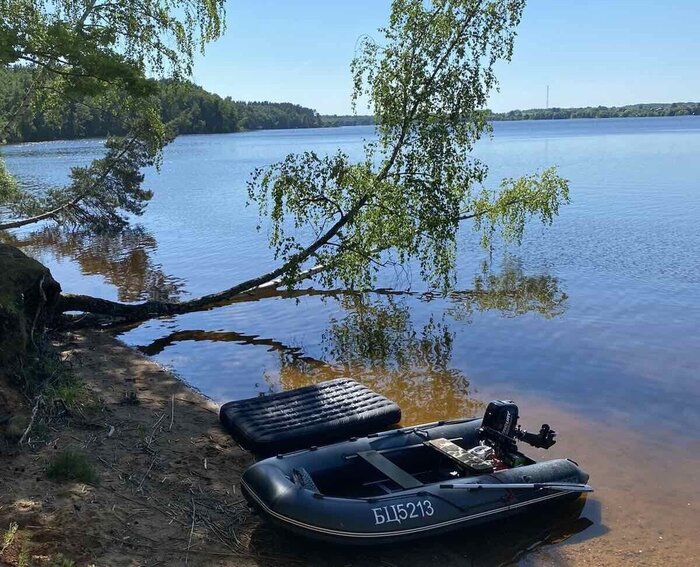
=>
[4,0,570,323]
[0,0,226,230]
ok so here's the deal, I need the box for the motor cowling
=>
[482,400,519,437]
[480,400,557,452]
[480,400,520,454]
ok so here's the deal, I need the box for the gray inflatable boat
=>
[241,401,592,545]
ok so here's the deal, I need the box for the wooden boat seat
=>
[425,438,494,473]
[357,450,423,489]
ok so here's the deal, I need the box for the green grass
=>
[46,451,97,484]
[50,554,75,567]
[47,375,86,407]
[1,521,18,554]
[31,349,86,406]
[18,340,93,417]
[17,544,29,567]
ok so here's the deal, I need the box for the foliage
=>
[18,545,29,567]
[489,102,700,121]
[0,67,327,143]
[0,0,226,231]
[0,158,19,202]
[50,554,76,567]
[319,114,375,127]
[0,0,224,81]
[248,0,570,291]
[1,521,18,554]
[5,109,171,231]
[45,450,97,484]
[471,167,569,248]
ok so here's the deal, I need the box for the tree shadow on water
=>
[126,259,569,423]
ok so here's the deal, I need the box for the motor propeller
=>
[515,423,557,449]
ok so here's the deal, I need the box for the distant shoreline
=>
[327,103,700,126]
[487,102,700,122]
[3,112,699,147]
[3,67,698,144]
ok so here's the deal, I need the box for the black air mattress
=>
[219,378,401,455]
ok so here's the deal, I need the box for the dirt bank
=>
[1,330,696,566]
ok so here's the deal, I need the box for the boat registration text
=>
[372,500,435,525]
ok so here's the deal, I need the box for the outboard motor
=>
[480,400,557,455]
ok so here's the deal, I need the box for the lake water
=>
[3,117,700,565]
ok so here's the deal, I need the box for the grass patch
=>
[46,451,97,484]
[18,544,29,567]
[1,521,18,554]
[46,374,86,407]
[15,339,87,406]
[50,554,75,567]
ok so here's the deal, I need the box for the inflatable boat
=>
[241,401,592,545]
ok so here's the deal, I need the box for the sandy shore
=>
[1,330,698,566]
[1,330,255,566]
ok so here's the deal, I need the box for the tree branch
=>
[0,133,142,230]
[54,193,521,323]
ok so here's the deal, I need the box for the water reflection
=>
[446,257,567,320]
[314,295,483,421]
[271,262,566,422]
[3,226,184,302]
[7,223,567,424]
[138,329,326,370]
[130,263,566,423]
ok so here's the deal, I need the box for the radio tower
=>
[546,85,549,109]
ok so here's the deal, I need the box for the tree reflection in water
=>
[445,257,568,320]
[5,225,567,422]
[2,226,185,302]
[271,260,567,423]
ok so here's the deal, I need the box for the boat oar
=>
[439,482,593,493]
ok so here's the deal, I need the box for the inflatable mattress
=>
[219,378,401,455]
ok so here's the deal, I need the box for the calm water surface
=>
[3,117,700,565]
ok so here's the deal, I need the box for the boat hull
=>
[241,418,590,545]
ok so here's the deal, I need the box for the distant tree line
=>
[488,102,700,121]
[319,115,375,127]
[0,66,326,143]
[4,65,698,145]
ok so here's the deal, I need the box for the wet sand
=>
[492,400,700,566]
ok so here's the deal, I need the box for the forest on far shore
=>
[488,102,700,121]
[0,66,327,143]
[2,66,698,144]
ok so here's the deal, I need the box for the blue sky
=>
[192,1,700,114]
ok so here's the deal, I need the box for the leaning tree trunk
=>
[56,258,333,324]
